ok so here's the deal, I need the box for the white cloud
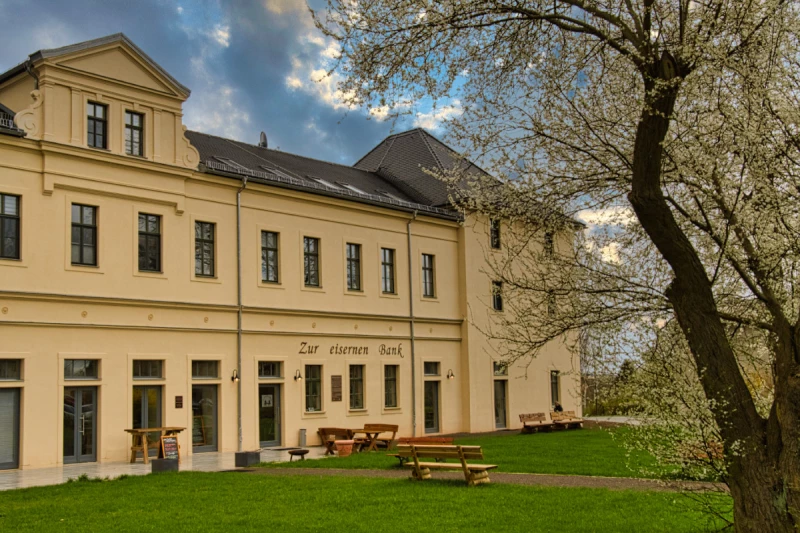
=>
[184,84,251,141]
[285,76,304,89]
[600,242,621,264]
[577,206,635,229]
[413,101,463,130]
[177,6,183,14]
[211,25,230,47]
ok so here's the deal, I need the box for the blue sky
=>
[0,0,457,165]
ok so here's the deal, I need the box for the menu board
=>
[331,375,342,402]
[160,436,179,461]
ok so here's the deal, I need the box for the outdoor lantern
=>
[447,369,455,380]
[231,369,240,383]
[294,369,303,381]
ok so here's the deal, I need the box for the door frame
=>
[494,379,508,429]
[258,383,281,447]
[423,380,440,434]
[0,388,20,470]
[63,386,98,464]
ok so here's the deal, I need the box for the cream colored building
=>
[0,34,580,469]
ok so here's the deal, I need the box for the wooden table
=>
[124,427,185,464]
[350,429,382,452]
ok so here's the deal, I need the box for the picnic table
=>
[318,427,354,456]
[350,424,398,452]
[124,427,185,464]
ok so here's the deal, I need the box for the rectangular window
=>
[0,359,21,380]
[304,237,320,287]
[492,281,504,311]
[124,111,144,156]
[346,243,361,291]
[0,193,20,260]
[424,362,440,376]
[261,231,279,283]
[381,248,395,294]
[305,364,322,412]
[132,360,163,379]
[64,359,99,380]
[87,102,107,149]
[349,365,365,410]
[71,204,97,266]
[195,221,215,277]
[490,219,501,249]
[551,370,561,407]
[384,365,398,408]
[544,231,554,257]
[138,213,161,272]
[493,362,508,376]
[258,361,282,378]
[422,254,436,298]
[191,360,219,379]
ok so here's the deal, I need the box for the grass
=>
[0,471,731,532]
[262,427,664,479]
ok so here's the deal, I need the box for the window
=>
[192,360,219,379]
[544,231,554,257]
[64,359,99,380]
[339,183,366,194]
[305,364,322,412]
[547,290,556,317]
[0,359,21,380]
[422,254,436,298]
[493,362,508,376]
[346,243,361,291]
[71,204,97,266]
[384,365,398,408]
[195,221,215,277]
[349,365,365,410]
[0,193,20,260]
[304,237,320,287]
[309,177,340,189]
[424,362,440,376]
[381,248,395,294]
[87,102,107,149]
[492,281,504,311]
[138,213,161,272]
[490,219,501,249]
[133,360,163,379]
[124,111,144,156]
[550,370,561,407]
[258,361,282,378]
[261,231,279,283]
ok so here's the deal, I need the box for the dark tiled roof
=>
[0,102,24,137]
[355,128,492,207]
[186,130,459,220]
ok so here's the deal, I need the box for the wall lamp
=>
[294,369,303,382]
[231,369,240,383]
[446,369,455,380]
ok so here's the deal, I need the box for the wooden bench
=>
[317,427,354,455]
[388,437,454,464]
[353,424,399,452]
[400,444,498,486]
[550,410,584,429]
[519,413,555,434]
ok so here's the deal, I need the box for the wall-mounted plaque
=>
[175,395,183,409]
[331,375,342,402]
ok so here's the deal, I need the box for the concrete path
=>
[586,416,643,426]
[241,467,726,493]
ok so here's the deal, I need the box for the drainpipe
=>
[236,176,248,452]
[407,211,418,435]
[24,59,40,90]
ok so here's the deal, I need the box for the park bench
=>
[519,413,555,434]
[352,423,399,451]
[387,437,455,464]
[550,410,584,429]
[400,444,498,486]
[317,427,353,455]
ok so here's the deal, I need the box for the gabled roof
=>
[0,33,190,97]
[354,128,492,207]
[186,130,459,220]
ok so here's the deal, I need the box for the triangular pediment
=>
[57,45,182,97]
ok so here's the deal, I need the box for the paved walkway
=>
[241,467,726,493]
[0,447,327,491]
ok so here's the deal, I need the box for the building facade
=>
[0,34,580,469]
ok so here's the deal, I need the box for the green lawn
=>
[263,428,667,479]
[0,472,731,532]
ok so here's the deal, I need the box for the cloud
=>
[413,101,463,130]
[184,84,251,140]
[211,25,230,47]
[577,206,635,230]
[600,242,621,264]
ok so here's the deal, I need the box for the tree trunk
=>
[626,65,798,531]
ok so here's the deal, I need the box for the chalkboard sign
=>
[161,436,179,461]
[331,375,342,402]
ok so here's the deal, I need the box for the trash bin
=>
[299,428,306,447]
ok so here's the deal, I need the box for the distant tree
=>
[316,1,800,530]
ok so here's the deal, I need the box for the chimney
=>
[258,131,268,148]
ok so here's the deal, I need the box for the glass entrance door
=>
[64,387,97,464]
[424,381,440,433]
[133,386,162,457]
[0,388,20,470]
[494,380,508,429]
[258,384,281,447]
[192,385,217,452]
